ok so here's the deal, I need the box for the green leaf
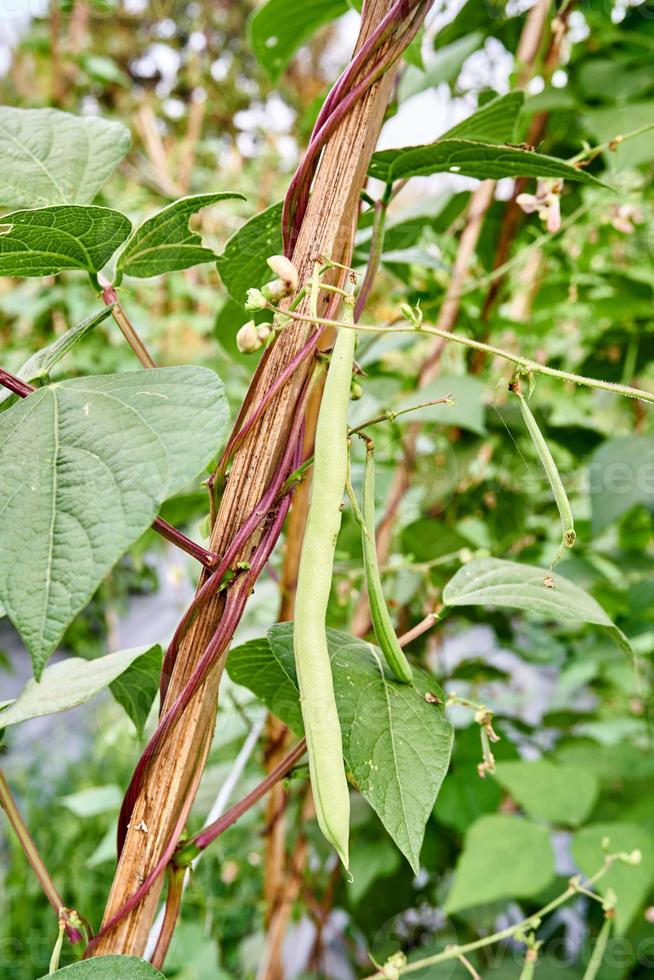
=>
[0,644,161,727]
[109,643,163,735]
[439,90,524,143]
[572,823,654,933]
[40,956,165,979]
[443,558,634,661]
[0,106,131,209]
[399,34,484,102]
[228,625,454,872]
[0,307,113,407]
[584,102,654,170]
[445,814,556,914]
[115,192,245,280]
[249,0,349,81]
[0,367,228,677]
[493,760,599,828]
[396,376,487,435]
[59,784,122,817]
[590,436,654,531]
[0,206,131,278]
[369,139,605,187]
[215,201,283,305]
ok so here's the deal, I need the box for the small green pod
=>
[293,299,354,868]
[515,388,576,552]
[362,445,413,684]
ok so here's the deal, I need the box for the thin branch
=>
[99,275,157,369]
[270,307,654,405]
[363,858,622,978]
[348,394,453,436]
[0,367,36,398]
[0,770,83,944]
[151,517,218,569]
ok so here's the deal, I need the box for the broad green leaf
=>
[215,201,283,305]
[590,436,654,531]
[115,192,245,280]
[494,760,599,828]
[439,90,524,143]
[0,368,228,676]
[109,643,163,735]
[396,376,487,435]
[249,0,349,81]
[445,814,555,913]
[228,625,454,872]
[348,838,401,903]
[0,206,131,277]
[572,823,654,933]
[443,558,634,660]
[399,34,484,103]
[369,139,605,187]
[0,307,113,407]
[0,644,161,727]
[227,636,304,734]
[41,956,165,979]
[0,106,131,209]
[435,770,502,834]
[584,102,654,170]
[59,784,122,817]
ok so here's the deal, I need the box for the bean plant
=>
[1,2,654,979]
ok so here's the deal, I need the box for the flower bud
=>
[245,287,268,311]
[262,278,291,303]
[266,254,298,292]
[256,323,272,344]
[236,320,262,354]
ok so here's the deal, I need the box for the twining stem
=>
[270,306,654,405]
[150,867,185,971]
[0,770,83,944]
[98,275,156,369]
[363,857,621,978]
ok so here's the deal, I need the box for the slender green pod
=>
[361,444,413,683]
[293,289,355,868]
[513,384,575,558]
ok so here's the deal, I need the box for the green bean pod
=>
[516,389,576,551]
[362,446,413,684]
[293,299,355,868]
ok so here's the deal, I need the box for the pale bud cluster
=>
[516,178,564,233]
[236,319,272,354]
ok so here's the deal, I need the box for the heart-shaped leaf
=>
[443,558,633,660]
[445,814,556,913]
[369,139,606,187]
[0,308,113,407]
[0,644,161,728]
[40,956,165,979]
[215,201,283,305]
[0,205,131,277]
[228,625,454,872]
[0,106,131,208]
[115,192,245,280]
[0,367,228,676]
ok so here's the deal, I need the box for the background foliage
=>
[1,1,653,978]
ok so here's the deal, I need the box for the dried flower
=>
[609,203,643,235]
[517,178,563,233]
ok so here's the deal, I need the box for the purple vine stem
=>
[282,0,434,255]
[0,367,36,398]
